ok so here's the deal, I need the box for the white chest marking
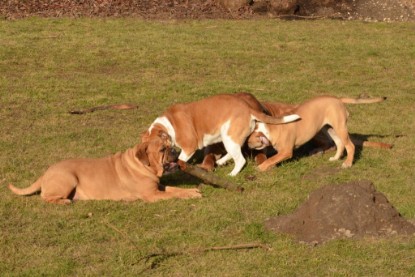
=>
[256,122,271,140]
[149,116,177,146]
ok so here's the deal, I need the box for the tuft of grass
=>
[1,18,414,275]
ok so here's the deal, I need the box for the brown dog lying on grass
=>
[200,94,389,171]
[247,95,387,171]
[8,131,201,204]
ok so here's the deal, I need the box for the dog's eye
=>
[160,147,166,153]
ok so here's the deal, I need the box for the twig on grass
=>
[101,218,270,272]
[69,103,138,114]
[102,219,138,245]
[274,14,345,20]
[136,243,272,271]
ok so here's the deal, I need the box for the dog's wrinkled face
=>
[247,131,270,150]
[141,124,167,143]
[137,131,178,177]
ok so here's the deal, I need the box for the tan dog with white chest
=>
[8,132,201,203]
[143,93,299,176]
[247,95,385,171]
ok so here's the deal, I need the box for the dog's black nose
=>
[168,148,179,161]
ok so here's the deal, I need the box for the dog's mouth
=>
[248,134,270,150]
[260,136,270,147]
[163,162,179,175]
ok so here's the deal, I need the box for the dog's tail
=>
[251,109,300,125]
[8,177,42,196]
[340,97,387,104]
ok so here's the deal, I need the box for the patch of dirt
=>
[0,0,238,20]
[0,0,414,21]
[301,165,341,182]
[265,180,415,245]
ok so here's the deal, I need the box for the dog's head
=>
[141,124,168,144]
[247,131,270,150]
[136,131,178,177]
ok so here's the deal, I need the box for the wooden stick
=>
[274,14,345,20]
[179,162,244,192]
[101,220,270,271]
[136,243,271,270]
[69,103,138,114]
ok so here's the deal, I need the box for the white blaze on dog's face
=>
[143,117,176,145]
[247,123,271,150]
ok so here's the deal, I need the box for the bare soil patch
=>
[265,180,415,245]
[1,0,414,21]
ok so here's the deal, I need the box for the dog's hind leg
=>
[336,127,355,168]
[326,126,355,168]
[342,141,355,168]
[221,137,246,176]
[325,127,345,161]
[41,173,77,204]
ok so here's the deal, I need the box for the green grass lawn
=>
[1,18,415,276]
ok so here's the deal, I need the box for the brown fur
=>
[8,133,201,204]
[248,95,386,171]
[142,93,299,176]
[201,94,389,171]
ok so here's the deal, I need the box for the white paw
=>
[341,162,352,168]
[228,167,242,176]
[216,158,227,166]
[216,154,231,166]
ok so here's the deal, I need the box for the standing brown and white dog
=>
[247,95,386,171]
[142,93,299,176]
[200,94,389,171]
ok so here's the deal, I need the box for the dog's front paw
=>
[177,160,187,171]
[197,162,215,172]
[216,154,231,166]
[185,188,202,199]
[257,163,272,172]
[254,153,267,165]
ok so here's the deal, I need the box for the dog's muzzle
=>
[260,136,270,147]
[163,148,179,174]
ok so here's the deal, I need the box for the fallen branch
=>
[179,162,243,192]
[100,219,270,272]
[274,14,345,20]
[69,103,138,114]
[136,243,271,270]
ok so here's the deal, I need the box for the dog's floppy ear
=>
[136,142,150,165]
[141,130,150,143]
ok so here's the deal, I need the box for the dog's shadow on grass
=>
[294,133,393,164]
[160,133,393,186]
[161,170,203,187]
[160,150,206,187]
